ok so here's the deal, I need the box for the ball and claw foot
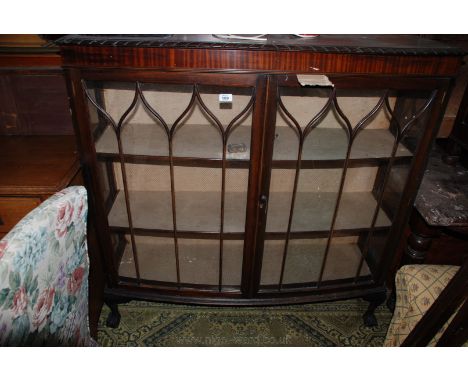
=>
[363,310,378,327]
[362,291,387,327]
[105,303,121,328]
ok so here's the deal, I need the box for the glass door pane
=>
[260,79,436,290]
[84,79,255,291]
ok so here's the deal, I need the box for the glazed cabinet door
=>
[255,74,448,296]
[72,71,265,296]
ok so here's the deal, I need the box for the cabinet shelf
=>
[117,236,371,286]
[108,190,247,235]
[267,191,391,233]
[95,123,412,169]
[261,240,371,286]
[107,190,391,238]
[118,236,244,285]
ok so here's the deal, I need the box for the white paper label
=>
[219,94,233,103]
[297,75,334,87]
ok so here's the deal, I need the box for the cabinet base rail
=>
[103,285,389,329]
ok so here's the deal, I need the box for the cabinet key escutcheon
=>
[259,194,268,214]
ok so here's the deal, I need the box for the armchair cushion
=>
[384,264,461,346]
[0,186,91,346]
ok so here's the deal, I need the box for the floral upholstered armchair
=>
[0,186,93,346]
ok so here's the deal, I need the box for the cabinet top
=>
[57,34,465,56]
[57,34,465,76]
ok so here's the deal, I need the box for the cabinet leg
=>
[105,302,121,328]
[386,288,396,313]
[362,291,387,327]
[405,231,433,263]
[104,295,131,329]
[404,210,438,264]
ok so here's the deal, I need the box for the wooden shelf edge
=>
[108,225,390,240]
[107,190,393,237]
[96,152,412,169]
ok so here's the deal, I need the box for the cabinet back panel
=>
[119,236,243,287]
[114,163,249,193]
[101,87,253,127]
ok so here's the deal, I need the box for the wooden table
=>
[403,143,468,266]
[0,135,81,238]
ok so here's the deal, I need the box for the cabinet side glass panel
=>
[319,89,395,282]
[360,90,435,277]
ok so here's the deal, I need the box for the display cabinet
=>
[58,34,464,327]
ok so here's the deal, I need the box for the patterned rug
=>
[97,298,392,346]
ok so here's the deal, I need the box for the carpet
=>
[97,298,392,346]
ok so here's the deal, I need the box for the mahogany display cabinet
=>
[58,35,465,327]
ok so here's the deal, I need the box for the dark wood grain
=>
[0,42,73,135]
[10,74,73,135]
[0,197,41,235]
[0,137,100,333]
[241,75,278,297]
[61,45,462,77]
[0,136,79,194]
[0,73,74,135]
[106,279,384,306]
[0,54,61,68]
[0,75,17,134]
